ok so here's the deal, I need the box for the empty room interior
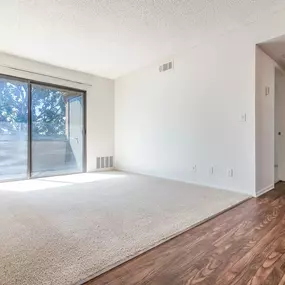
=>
[2,1,285,285]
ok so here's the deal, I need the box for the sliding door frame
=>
[0,73,87,182]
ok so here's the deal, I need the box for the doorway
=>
[0,75,86,182]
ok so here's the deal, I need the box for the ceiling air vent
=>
[159,61,174,72]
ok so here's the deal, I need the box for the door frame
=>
[0,73,87,182]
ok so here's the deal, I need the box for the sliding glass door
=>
[31,84,85,178]
[0,75,86,182]
[0,77,29,181]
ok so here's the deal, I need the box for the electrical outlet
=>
[192,165,197,172]
[210,167,214,175]
[227,169,234,177]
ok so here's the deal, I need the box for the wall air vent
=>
[159,61,174,72]
[96,157,101,169]
[105,156,109,168]
[96,156,114,169]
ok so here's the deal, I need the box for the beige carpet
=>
[0,171,249,285]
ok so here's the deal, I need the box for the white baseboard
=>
[256,184,274,197]
[116,167,253,196]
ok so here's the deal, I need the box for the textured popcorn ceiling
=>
[0,0,285,78]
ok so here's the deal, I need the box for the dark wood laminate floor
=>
[86,183,285,285]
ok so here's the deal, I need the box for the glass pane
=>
[0,78,28,181]
[31,84,84,178]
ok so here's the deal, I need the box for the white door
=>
[275,69,285,181]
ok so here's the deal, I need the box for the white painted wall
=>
[255,47,276,196]
[0,53,114,172]
[115,8,285,196]
[115,36,255,195]
[275,69,285,181]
